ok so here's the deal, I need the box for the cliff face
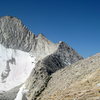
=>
[0,16,83,100]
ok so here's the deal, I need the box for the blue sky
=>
[0,0,100,57]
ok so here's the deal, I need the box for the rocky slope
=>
[0,16,83,100]
[37,53,100,100]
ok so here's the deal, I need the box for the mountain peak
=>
[0,16,22,25]
[0,16,35,51]
[0,16,21,20]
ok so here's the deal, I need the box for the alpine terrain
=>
[0,16,99,100]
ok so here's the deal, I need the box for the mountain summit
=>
[0,16,57,60]
[0,16,83,100]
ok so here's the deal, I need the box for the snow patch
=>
[14,84,28,100]
[0,44,36,91]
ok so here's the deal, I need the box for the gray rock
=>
[0,16,35,52]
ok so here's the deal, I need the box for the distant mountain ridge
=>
[0,16,83,100]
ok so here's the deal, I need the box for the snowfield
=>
[0,44,36,91]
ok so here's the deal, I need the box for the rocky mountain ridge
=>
[0,16,57,60]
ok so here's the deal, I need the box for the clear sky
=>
[0,0,100,58]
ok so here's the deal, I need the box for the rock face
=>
[0,16,83,100]
[0,16,35,52]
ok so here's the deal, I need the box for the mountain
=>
[0,16,83,100]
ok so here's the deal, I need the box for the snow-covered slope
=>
[0,44,36,91]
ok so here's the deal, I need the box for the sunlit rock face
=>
[0,16,83,100]
[0,16,35,52]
